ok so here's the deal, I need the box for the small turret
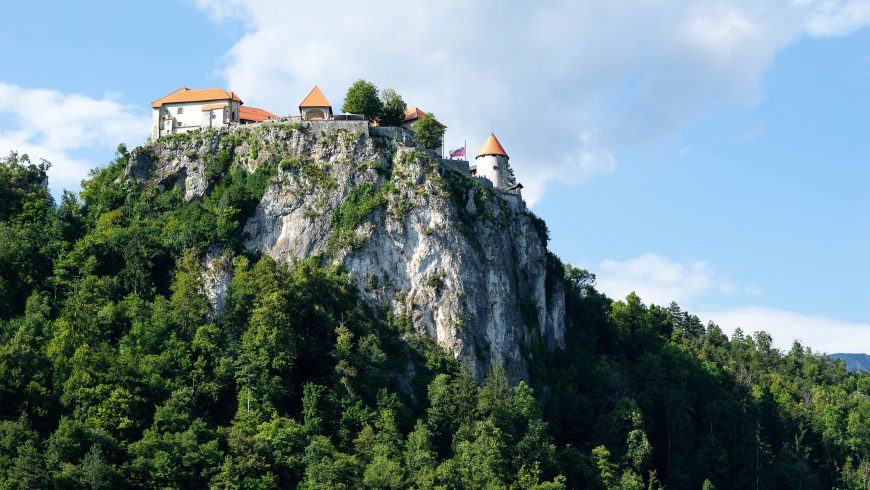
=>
[299,85,333,121]
[475,133,510,189]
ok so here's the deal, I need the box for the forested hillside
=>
[0,149,867,489]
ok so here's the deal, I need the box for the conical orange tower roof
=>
[476,133,508,158]
[299,85,331,108]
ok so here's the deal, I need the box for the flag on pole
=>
[449,145,466,158]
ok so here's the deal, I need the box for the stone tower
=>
[475,133,510,189]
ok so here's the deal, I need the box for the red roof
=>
[299,85,332,108]
[151,87,242,108]
[477,133,508,158]
[402,107,446,127]
[240,106,279,122]
[403,107,427,122]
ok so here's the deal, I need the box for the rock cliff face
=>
[127,121,565,380]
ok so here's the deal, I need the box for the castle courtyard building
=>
[151,87,242,139]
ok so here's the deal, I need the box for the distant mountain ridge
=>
[830,353,870,372]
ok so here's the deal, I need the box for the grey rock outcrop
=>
[127,122,565,380]
[201,246,233,323]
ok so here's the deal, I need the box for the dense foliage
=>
[342,80,383,121]
[378,89,408,127]
[0,150,867,489]
[412,113,445,150]
[341,80,408,128]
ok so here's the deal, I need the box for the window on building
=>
[212,113,217,119]
[177,107,183,114]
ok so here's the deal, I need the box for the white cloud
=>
[798,0,870,36]
[522,127,616,203]
[596,253,721,306]
[0,82,150,195]
[698,306,870,354]
[594,252,867,354]
[193,0,870,204]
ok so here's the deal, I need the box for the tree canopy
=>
[341,79,383,120]
[378,88,407,127]
[0,147,867,489]
[412,113,445,150]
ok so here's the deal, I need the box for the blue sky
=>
[1,1,868,353]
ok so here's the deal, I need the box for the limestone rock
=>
[201,247,233,323]
[127,122,566,381]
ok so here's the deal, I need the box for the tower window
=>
[177,107,184,114]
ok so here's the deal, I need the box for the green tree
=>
[405,420,438,488]
[378,88,407,126]
[341,79,383,120]
[69,445,121,490]
[412,113,445,150]
[300,436,362,489]
[591,445,618,489]
[454,419,510,488]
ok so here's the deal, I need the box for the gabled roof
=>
[403,107,426,122]
[477,133,508,158]
[151,87,242,108]
[299,85,331,108]
[403,107,446,127]
[240,106,279,122]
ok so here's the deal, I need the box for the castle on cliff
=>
[150,85,522,198]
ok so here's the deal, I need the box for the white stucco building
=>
[151,87,243,139]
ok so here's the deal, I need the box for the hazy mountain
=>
[831,353,870,372]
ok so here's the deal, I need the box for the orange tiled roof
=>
[477,133,508,158]
[403,107,426,121]
[152,87,242,108]
[403,107,446,127]
[240,106,279,122]
[299,85,331,108]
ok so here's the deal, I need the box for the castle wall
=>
[439,158,470,175]
[151,108,161,141]
[263,118,370,135]
[370,126,414,146]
